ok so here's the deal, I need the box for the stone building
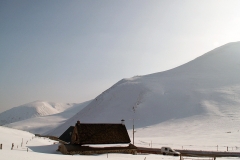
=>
[58,120,136,155]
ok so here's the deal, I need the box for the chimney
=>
[121,119,125,125]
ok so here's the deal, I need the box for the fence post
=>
[0,144,2,149]
[11,143,14,150]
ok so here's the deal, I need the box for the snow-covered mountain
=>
[4,100,91,134]
[0,100,76,125]
[47,42,240,137]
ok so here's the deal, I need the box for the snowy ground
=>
[134,114,240,150]
[1,125,239,160]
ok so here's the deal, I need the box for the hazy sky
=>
[1,0,240,112]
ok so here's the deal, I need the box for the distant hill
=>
[0,100,76,125]
[47,42,240,137]
[4,100,91,134]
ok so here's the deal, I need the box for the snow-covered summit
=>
[0,100,75,125]
[47,42,240,137]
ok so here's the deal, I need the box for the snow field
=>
[0,126,238,160]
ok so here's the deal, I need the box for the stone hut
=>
[58,120,136,155]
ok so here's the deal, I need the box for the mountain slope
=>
[0,100,75,125]
[47,42,240,137]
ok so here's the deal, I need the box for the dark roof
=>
[58,126,74,143]
[76,123,131,144]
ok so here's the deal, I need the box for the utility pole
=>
[133,119,135,145]
[132,105,137,146]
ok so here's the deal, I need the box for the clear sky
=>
[1,0,240,113]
